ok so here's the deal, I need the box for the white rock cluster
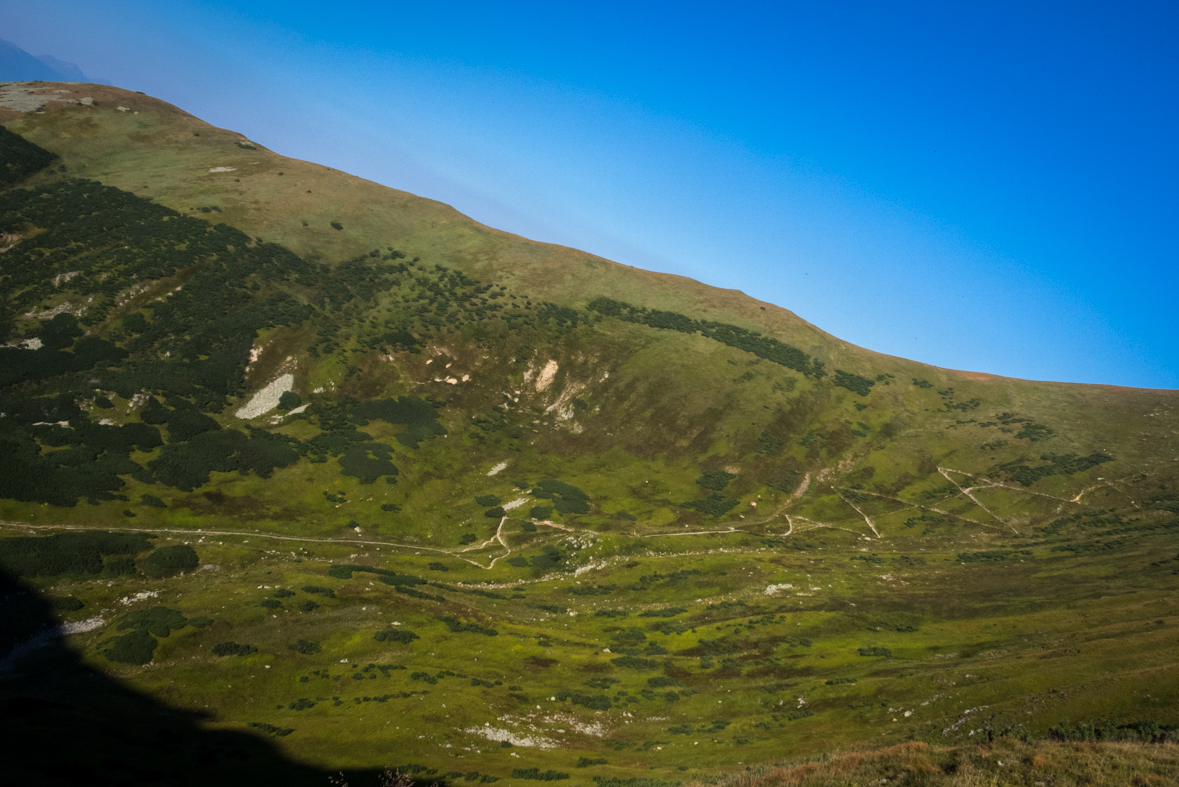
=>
[236,374,294,419]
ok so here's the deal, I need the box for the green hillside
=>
[2,81,1178,787]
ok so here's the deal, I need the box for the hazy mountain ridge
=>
[1,82,1178,786]
[0,40,110,85]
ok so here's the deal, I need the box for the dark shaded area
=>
[0,122,58,187]
[0,568,397,786]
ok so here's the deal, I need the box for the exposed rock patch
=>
[235,374,294,419]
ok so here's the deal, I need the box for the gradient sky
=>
[4,1,1177,388]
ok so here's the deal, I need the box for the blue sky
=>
[5,1,1177,388]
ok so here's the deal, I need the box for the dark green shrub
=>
[439,617,498,636]
[756,431,784,456]
[277,391,302,410]
[696,470,736,490]
[140,397,170,425]
[374,629,419,644]
[330,221,343,230]
[166,409,221,442]
[396,586,444,601]
[0,531,153,578]
[682,493,739,517]
[556,692,610,711]
[50,595,84,611]
[1015,422,1056,442]
[122,312,149,333]
[140,544,200,582]
[511,769,569,781]
[529,506,553,520]
[507,556,529,567]
[381,503,401,512]
[259,599,282,609]
[428,561,449,571]
[475,495,501,507]
[639,607,686,618]
[348,397,447,448]
[298,601,319,612]
[288,639,321,655]
[302,585,335,598]
[586,297,820,376]
[272,588,295,598]
[142,494,167,508]
[247,722,294,737]
[569,584,616,596]
[484,506,506,518]
[149,428,299,491]
[103,557,138,577]
[521,521,537,532]
[857,646,892,657]
[529,545,564,570]
[328,564,426,586]
[104,629,157,665]
[338,446,399,484]
[212,641,257,657]
[826,677,857,685]
[610,656,658,670]
[958,549,1032,563]
[531,480,590,514]
[39,313,82,350]
[833,370,875,396]
[461,533,479,545]
[118,607,188,638]
[1000,452,1111,486]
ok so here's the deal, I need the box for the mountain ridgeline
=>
[1,83,1178,787]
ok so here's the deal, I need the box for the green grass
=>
[6,516,1178,784]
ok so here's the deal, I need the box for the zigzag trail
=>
[836,491,881,538]
[0,512,796,573]
[937,467,1017,533]
[0,466,1127,570]
[832,466,1142,537]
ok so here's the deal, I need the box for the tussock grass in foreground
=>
[688,740,1179,787]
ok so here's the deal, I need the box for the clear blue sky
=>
[6,1,1177,388]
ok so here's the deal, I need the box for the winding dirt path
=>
[836,491,881,538]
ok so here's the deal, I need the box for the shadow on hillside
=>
[0,568,392,787]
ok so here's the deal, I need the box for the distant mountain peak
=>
[0,38,110,85]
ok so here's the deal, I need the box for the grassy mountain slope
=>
[2,81,1178,786]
